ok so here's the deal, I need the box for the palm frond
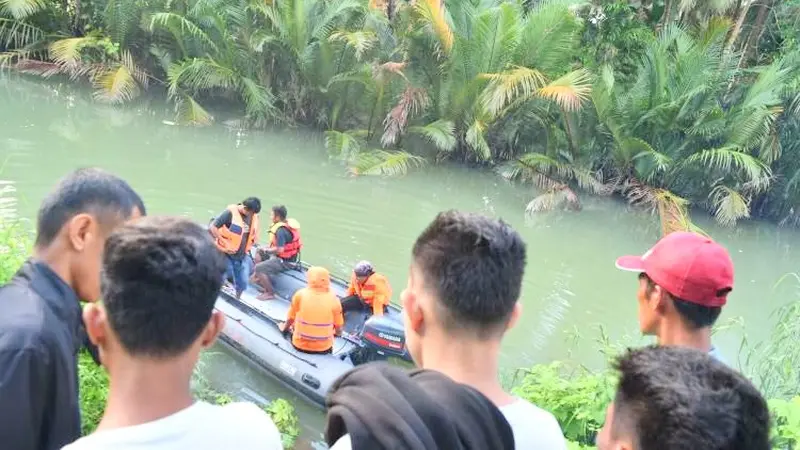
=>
[174,94,213,126]
[382,86,429,148]
[238,76,276,119]
[465,120,492,161]
[352,150,426,176]
[149,12,218,54]
[709,185,750,228]
[408,119,456,153]
[329,30,376,61]
[413,0,453,56]
[685,147,772,187]
[49,37,96,70]
[525,184,580,215]
[538,69,592,112]
[0,0,44,20]
[480,66,546,118]
[624,181,703,236]
[92,63,140,104]
[324,129,365,160]
[167,58,238,97]
[0,17,43,49]
[516,0,581,74]
[103,0,141,47]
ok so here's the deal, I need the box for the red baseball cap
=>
[615,231,734,307]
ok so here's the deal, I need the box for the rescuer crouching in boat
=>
[278,266,344,354]
[341,261,392,317]
[252,205,302,300]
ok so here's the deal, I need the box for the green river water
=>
[2,77,799,447]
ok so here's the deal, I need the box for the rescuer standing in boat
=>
[341,261,392,317]
[209,197,261,299]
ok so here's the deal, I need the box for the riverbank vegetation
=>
[2,0,799,227]
[514,273,800,449]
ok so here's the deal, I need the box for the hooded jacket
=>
[325,363,515,450]
[286,267,344,352]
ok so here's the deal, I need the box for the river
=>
[2,76,799,445]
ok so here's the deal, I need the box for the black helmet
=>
[353,260,374,277]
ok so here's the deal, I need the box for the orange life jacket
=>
[215,204,259,255]
[346,272,392,314]
[288,267,344,352]
[269,219,302,260]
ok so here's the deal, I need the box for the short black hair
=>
[242,197,261,214]
[641,274,722,328]
[611,346,770,450]
[101,216,227,357]
[35,168,146,247]
[272,205,287,221]
[411,210,526,337]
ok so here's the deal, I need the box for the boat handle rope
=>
[223,312,320,369]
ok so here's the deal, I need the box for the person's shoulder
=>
[0,283,53,355]
[213,402,282,448]
[501,398,567,449]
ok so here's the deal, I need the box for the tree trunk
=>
[725,0,754,54]
[655,0,674,34]
[741,0,774,65]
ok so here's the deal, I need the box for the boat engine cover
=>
[361,315,406,358]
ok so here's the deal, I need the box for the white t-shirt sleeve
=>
[329,434,353,450]
[501,399,568,450]
[223,402,283,449]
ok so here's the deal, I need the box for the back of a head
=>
[36,167,146,247]
[412,210,526,337]
[242,197,262,214]
[308,266,331,292]
[272,205,288,221]
[101,216,227,357]
[611,346,770,450]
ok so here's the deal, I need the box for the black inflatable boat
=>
[214,263,411,408]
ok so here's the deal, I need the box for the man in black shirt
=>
[0,168,145,450]
[208,197,261,298]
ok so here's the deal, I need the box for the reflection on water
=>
[3,75,800,439]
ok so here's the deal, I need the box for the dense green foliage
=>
[1,0,799,227]
[515,275,800,449]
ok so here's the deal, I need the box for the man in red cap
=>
[615,231,734,362]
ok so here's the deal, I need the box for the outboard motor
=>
[360,314,407,359]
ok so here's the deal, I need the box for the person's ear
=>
[199,311,225,349]
[652,285,669,314]
[506,302,522,331]
[67,213,98,252]
[402,288,424,335]
[82,303,109,365]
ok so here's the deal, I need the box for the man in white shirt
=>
[399,210,567,449]
[63,216,282,450]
